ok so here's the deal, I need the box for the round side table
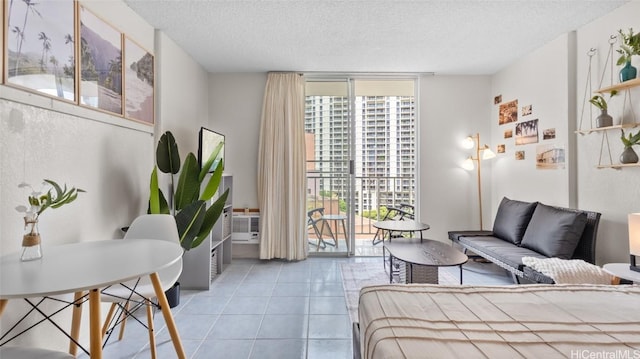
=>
[603,263,640,284]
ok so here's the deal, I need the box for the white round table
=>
[0,239,185,359]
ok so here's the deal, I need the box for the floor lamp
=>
[461,133,495,230]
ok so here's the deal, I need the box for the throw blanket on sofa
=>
[522,257,613,284]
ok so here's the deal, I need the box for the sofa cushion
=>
[492,197,538,245]
[458,236,547,270]
[520,204,588,259]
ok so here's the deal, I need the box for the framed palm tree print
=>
[79,5,122,115]
[5,0,76,101]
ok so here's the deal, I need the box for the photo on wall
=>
[79,6,122,115]
[522,104,532,116]
[543,128,556,140]
[124,36,154,124]
[499,99,518,125]
[5,0,76,101]
[515,118,539,145]
[504,129,513,139]
[536,144,565,170]
[494,94,502,104]
[515,151,525,160]
[497,144,505,154]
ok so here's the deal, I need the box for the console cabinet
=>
[180,174,233,290]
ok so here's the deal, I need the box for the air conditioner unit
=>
[232,214,260,244]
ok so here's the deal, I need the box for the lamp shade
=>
[629,213,640,256]
[482,146,496,160]
[462,136,475,149]
[461,157,475,171]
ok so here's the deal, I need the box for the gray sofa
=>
[448,197,601,284]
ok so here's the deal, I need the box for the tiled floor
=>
[92,256,513,359]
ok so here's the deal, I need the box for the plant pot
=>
[596,110,613,128]
[164,281,180,308]
[620,61,638,82]
[620,147,639,164]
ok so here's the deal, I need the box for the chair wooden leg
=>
[146,299,157,359]
[118,301,130,340]
[101,303,117,336]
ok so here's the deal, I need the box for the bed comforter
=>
[358,284,640,359]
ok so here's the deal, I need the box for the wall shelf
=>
[595,78,640,94]
[597,163,640,169]
[576,123,639,135]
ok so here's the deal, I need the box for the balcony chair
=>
[307,208,337,250]
[100,214,182,359]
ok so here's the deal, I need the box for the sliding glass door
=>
[305,77,417,256]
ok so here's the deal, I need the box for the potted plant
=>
[620,129,640,164]
[589,90,618,128]
[149,131,228,305]
[617,28,640,82]
[149,131,228,251]
[15,180,85,261]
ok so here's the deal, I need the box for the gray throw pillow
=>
[492,197,537,245]
[520,203,588,259]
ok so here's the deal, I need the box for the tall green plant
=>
[149,131,229,251]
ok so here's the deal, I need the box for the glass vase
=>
[21,214,42,261]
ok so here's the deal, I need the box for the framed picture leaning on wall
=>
[5,0,76,101]
[124,36,154,124]
[79,5,122,115]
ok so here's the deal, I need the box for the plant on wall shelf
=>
[589,90,618,111]
[621,129,640,149]
[149,131,229,251]
[616,28,640,66]
[620,129,640,164]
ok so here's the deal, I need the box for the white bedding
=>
[358,284,640,359]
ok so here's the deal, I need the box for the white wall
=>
[0,0,209,351]
[490,33,576,213]
[156,32,211,155]
[208,73,267,209]
[419,75,492,240]
[575,1,640,264]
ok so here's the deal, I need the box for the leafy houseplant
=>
[589,90,618,128]
[15,180,85,261]
[617,28,640,82]
[149,131,229,251]
[620,129,640,164]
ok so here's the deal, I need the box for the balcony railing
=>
[306,169,415,236]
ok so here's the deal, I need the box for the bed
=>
[354,284,640,359]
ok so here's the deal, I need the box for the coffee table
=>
[384,238,468,284]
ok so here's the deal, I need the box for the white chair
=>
[100,214,182,359]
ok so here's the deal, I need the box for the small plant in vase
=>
[589,90,618,128]
[620,129,640,164]
[617,28,640,82]
[15,180,85,261]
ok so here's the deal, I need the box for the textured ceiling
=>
[123,0,628,74]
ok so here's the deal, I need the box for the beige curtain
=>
[258,73,308,260]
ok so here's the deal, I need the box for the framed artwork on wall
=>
[499,99,518,125]
[522,104,532,116]
[79,5,122,115]
[543,128,556,140]
[124,36,154,124]
[5,0,76,101]
[515,118,539,145]
[536,144,565,169]
[515,151,525,160]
